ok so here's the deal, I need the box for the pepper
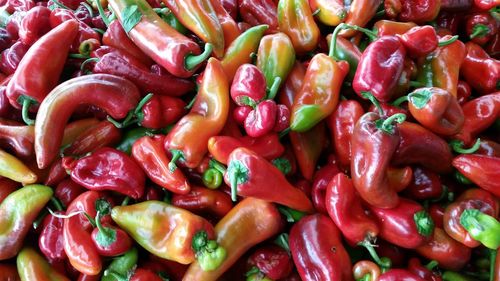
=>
[183,198,281,280]
[0,178,18,204]
[277,0,319,54]
[474,0,500,9]
[39,210,66,262]
[460,42,500,95]
[165,58,229,169]
[34,74,141,169]
[352,261,381,281]
[0,149,37,184]
[374,20,418,37]
[61,118,101,148]
[393,121,454,174]
[311,161,341,214]
[111,200,226,269]
[101,247,138,281]
[132,135,190,194]
[238,0,279,33]
[54,179,86,208]
[220,24,268,81]
[454,93,500,146]
[208,0,240,48]
[0,185,52,260]
[161,0,225,58]
[289,34,349,131]
[328,99,364,171]
[244,100,277,137]
[460,209,500,249]
[92,47,195,97]
[108,0,212,78]
[230,64,267,106]
[63,120,122,157]
[171,186,233,218]
[309,0,345,26]
[403,167,443,200]
[208,134,284,165]
[399,25,440,58]
[340,0,381,37]
[246,244,292,280]
[290,214,353,281]
[379,269,426,281]
[0,119,33,158]
[17,247,70,281]
[0,263,19,281]
[224,147,314,212]
[477,139,500,157]
[0,41,29,76]
[453,154,500,198]
[116,127,157,155]
[407,258,442,281]
[5,19,79,125]
[18,6,51,46]
[256,33,296,94]
[465,12,498,46]
[416,228,471,270]
[326,35,362,80]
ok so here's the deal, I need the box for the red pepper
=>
[208,133,285,165]
[129,268,164,281]
[138,95,186,129]
[478,139,500,157]
[454,93,500,146]
[172,186,233,219]
[340,0,381,37]
[485,31,500,59]
[290,214,353,281]
[311,161,341,214]
[230,64,267,106]
[34,74,141,169]
[39,211,66,262]
[244,99,277,137]
[369,198,434,249]
[0,41,29,75]
[0,264,19,280]
[399,25,439,58]
[18,6,51,46]
[54,178,86,208]
[222,0,237,19]
[453,154,500,198]
[456,80,471,105]
[0,119,33,158]
[392,0,440,24]
[224,147,314,212]
[247,245,293,280]
[474,0,500,9]
[289,123,327,180]
[407,258,442,281]
[63,120,122,157]
[465,12,498,45]
[0,178,19,203]
[91,222,132,257]
[238,0,279,33]
[353,260,381,281]
[460,42,500,95]
[403,166,443,200]
[233,105,252,124]
[379,269,426,281]
[209,0,240,48]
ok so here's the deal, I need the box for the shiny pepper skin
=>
[245,100,277,138]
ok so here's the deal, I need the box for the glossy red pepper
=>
[340,0,381,37]
[54,179,86,208]
[290,214,353,281]
[311,161,341,214]
[453,154,500,198]
[172,186,233,219]
[139,95,186,129]
[408,258,442,281]
[474,0,500,9]
[244,100,277,137]
[460,42,500,95]
[18,6,51,46]
[379,269,426,281]
[456,80,472,105]
[0,41,29,75]
[209,0,240,48]
[238,0,279,33]
[0,119,33,158]
[289,123,327,180]
[0,178,19,204]
[399,25,439,58]
[478,139,500,157]
[403,166,443,200]
[45,159,66,186]
[63,120,122,157]
[465,12,497,46]
[230,64,267,106]
[39,211,66,262]
[247,244,293,280]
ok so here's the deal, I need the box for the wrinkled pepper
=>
[460,42,500,95]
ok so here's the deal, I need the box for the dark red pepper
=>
[407,258,442,281]
[311,161,341,214]
[39,211,66,262]
[139,95,186,129]
[247,244,293,280]
[54,179,86,208]
[171,186,233,218]
[403,166,443,200]
[453,154,500,198]
[63,120,122,157]
[0,119,33,158]
[379,269,426,281]
[465,12,498,46]
[399,25,439,58]
[460,42,500,95]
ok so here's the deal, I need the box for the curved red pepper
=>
[171,186,233,219]
[379,269,426,281]
[478,139,500,157]
[63,120,122,157]
[460,42,500,95]
[290,214,353,281]
[311,161,341,214]
[0,119,33,158]
[453,154,500,197]
[34,74,141,169]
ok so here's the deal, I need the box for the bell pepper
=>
[453,154,500,198]
[108,0,212,78]
[39,209,66,262]
[91,47,195,97]
[101,247,138,281]
[340,0,381,37]
[277,0,320,54]
[0,41,29,75]
[244,100,277,137]
[246,244,293,280]
[416,36,466,98]
[111,200,226,270]
[460,209,500,249]
[224,147,314,212]
[208,133,284,165]
[183,198,281,280]
[443,188,498,248]
[369,198,434,249]
[407,258,442,281]
[351,108,407,209]
[379,269,426,281]
[0,149,37,184]
[34,74,141,169]
[309,0,345,26]
[172,186,233,219]
[256,32,296,95]
[0,184,52,260]
[393,121,453,174]
[0,119,33,158]
[18,6,51,46]
[54,179,86,208]
[165,58,229,170]
[328,99,364,170]
[290,214,353,281]
[63,120,122,157]
[460,42,500,95]
[454,93,500,146]
[132,135,190,194]
[465,12,497,46]
[17,247,70,281]
[208,0,240,48]
[311,161,341,214]
[221,24,268,80]
[238,0,279,33]
[5,19,78,125]
[289,35,349,131]
[230,64,267,106]
[137,95,186,129]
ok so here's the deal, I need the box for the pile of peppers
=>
[0,0,498,278]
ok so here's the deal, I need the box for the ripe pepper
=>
[340,0,381,37]
[224,147,314,212]
[373,20,417,37]
[5,19,78,125]
[171,186,233,218]
[327,34,362,80]
[183,198,281,280]
[61,118,101,148]
[161,0,224,58]
[351,110,406,209]
[311,161,341,214]
[0,263,19,280]
[17,247,70,281]
[0,149,37,184]
[465,12,497,46]
[460,42,500,95]
[399,25,440,58]
[138,95,186,129]
[246,244,293,280]
[0,178,18,204]
[309,0,345,26]
[54,179,86,208]
[238,0,279,33]
[230,64,266,106]
[18,6,51,46]
[208,0,240,48]
[0,41,29,75]
[34,74,141,169]
[63,120,122,157]
[221,24,268,80]
[116,127,158,155]
[0,184,52,260]
[208,133,285,165]
[132,135,190,194]
[39,210,66,262]
[0,119,33,158]
[453,154,500,198]
[454,93,500,146]
[393,121,453,174]
[165,58,229,169]
[256,32,296,94]
[416,228,471,270]
[111,200,226,270]
[379,269,426,281]
[403,167,443,200]
[353,261,381,281]
[92,47,195,97]
[474,0,500,9]
[289,36,349,131]
[244,99,277,137]
[290,214,353,281]
[277,0,320,54]
[407,258,442,281]
[289,123,327,180]
[328,99,364,170]
[108,0,212,78]
[460,209,500,249]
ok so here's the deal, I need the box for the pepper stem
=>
[168,149,184,172]
[392,95,408,107]
[449,138,481,154]
[50,197,65,211]
[425,260,439,270]
[460,209,500,249]
[95,0,111,27]
[359,240,392,270]
[378,113,406,134]
[103,270,128,281]
[202,168,223,189]
[361,92,383,116]
[329,23,377,59]
[192,231,227,271]
[209,159,227,174]
[184,94,197,110]
[227,160,249,202]
[438,35,459,47]
[414,210,434,237]
[19,96,36,126]
[107,93,153,128]
[470,24,490,39]
[80,57,99,72]
[51,0,72,10]
[95,210,117,246]
[266,77,282,100]
[185,43,213,71]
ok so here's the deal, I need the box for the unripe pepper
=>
[309,0,345,26]
[0,149,37,184]
[17,247,70,281]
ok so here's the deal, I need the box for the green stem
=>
[80,57,99,72]
[69,53,90,59]
[103,270,128,281]
[81,2,94,17]
[409,81,425,88]
[50,197,65,211]
[121,196,130,206]
[185,43,213,70]
[185,94,197,110]
[202,168,223,189]
[449,138,481,154]
[95,0,111,27]
[438,35,459,47]
[491,249,497,281]
[19,96,36,126]
[266,77,282,100]
[392,95,408,107]
[359,240,391,270]
[379,113,406,134]
[362,92,383,116]
[279,127,290,138]
[51,0,72,10]
[168,149,183,172]
[425,260,439,270]
[470,24,489,39]
[209,159,227,174]
[0,8,11,28]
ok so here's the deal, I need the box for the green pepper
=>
[116,127,156,154]
[101,247,139,281]
[460,209,500,250]
[154,7,189,34]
